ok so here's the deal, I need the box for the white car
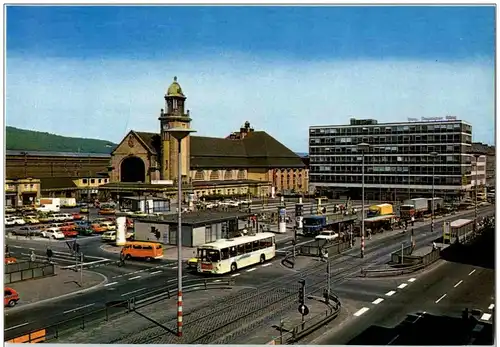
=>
[5,217,16,226]
[13,217,26,225]
[100,221,116,231]
[101,231,116,242]
[315,230,339,241]
[240,199,252,205]
[42,229,65,240]
[226,200,240,207]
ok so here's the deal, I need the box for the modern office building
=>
[309,117,473,201]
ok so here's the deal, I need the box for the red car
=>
[62,230,78,237]
[72,213,85,220]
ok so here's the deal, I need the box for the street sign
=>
[298,304,310,316]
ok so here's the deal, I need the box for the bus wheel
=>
[231,263,237,272]
[260,254,265,263]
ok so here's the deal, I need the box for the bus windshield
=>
[198,248,221,262]
[304,218,322,226]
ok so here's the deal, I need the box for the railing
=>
[390,244,414,264]
[4,261,55,284]
[361,248,441,278]
[5,278,234,343]
[267,293,342,344]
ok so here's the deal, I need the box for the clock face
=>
[162,123,170,131]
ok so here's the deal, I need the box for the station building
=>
[102,77,308,201]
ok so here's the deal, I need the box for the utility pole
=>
[80,252,84,285]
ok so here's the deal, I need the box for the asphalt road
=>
[4,205,495,341]
[314,226,495,345]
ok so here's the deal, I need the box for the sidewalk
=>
[6,266,107,307]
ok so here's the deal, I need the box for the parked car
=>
[5,257,17,264]
[24,215,40,224]
[80,206,89,213]
[4,287,20,307]
[37,213,53,223]
[5,217,16,227]
[42,229,65,240]
[91,224,107,233]
[13,217,26,226]
[60,222,77,231]
[62,230,79,238]
[101,231,116,242]
[76,226,94,236]
[100,221,116,231]
[72,213,85,220]
[13,226,42,237]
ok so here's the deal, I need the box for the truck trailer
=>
[401,198,428,219]
[36,198,61,213]
[367,203,393,218]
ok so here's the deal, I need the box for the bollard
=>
[204,279,207,290]
[81,315,85,330]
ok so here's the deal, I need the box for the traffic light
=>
[298,279,306,305]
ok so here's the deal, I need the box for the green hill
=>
[6,126,117,153]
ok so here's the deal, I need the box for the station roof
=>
[365,214,396,222]
[450,219,473,228]
[6,150,111,158]
[137,211,254,227]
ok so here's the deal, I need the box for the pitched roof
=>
[133,131,162,154]
[134,130,305,169]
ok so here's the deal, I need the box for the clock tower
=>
[159,77,192,181]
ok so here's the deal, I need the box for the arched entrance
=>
[120,156,146,183]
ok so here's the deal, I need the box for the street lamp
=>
[357,142,370,258]
[166,127,196,338]
[473,153,481,233]
[429,152,439,233]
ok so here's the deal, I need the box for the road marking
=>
[128,276,141,280]
[104,282,118,287]
[372,298,384,305]
[214,279,221,282]
[5,322,29,331]
[172,266,178,269]
[192,286,200,290]
[386,291,396,297]
[435,294,447,303]
[469,269,476,276]
[354,307,369,316]
[397,283,408,289]
[489,304,495,310]
[231,273,240,277]
[408,278,416,282]
[132,271,140,274]
[262,263,273,267]
[12,245,21,249]
[481,313,492,321]
[29,248,35,250]
[121,288,147,297]
[63,303,95,314]
[454,280,463,288]
[246,268,257,272]
[150,270,162,275]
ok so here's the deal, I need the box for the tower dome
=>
[166,76,185,97]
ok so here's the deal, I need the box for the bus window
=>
[143,245,153,250]
[237,244,245,255]
[156,244,162,249]
[253,240,260,251]
[272,236,276,245]
[244,242,252,253]
[229,247,237,258]
[200,249,220,262]
[221,248,230,260]
[133,245,142,249]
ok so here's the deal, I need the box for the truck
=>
[36,198,61,213]
[427,197,443,213]
[302,214,357,237]
[60,198,77,208]
[367,203,393,218]
[400,198,428,219]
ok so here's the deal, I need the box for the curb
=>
[5,271,109,314]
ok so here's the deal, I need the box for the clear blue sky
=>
[6,6,495,150]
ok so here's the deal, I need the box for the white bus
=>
[196,232,276,274]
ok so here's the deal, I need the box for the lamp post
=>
[166,127,196,338]
[473,154,481,233]
[357,143,370,258]
[429,152,439,233]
